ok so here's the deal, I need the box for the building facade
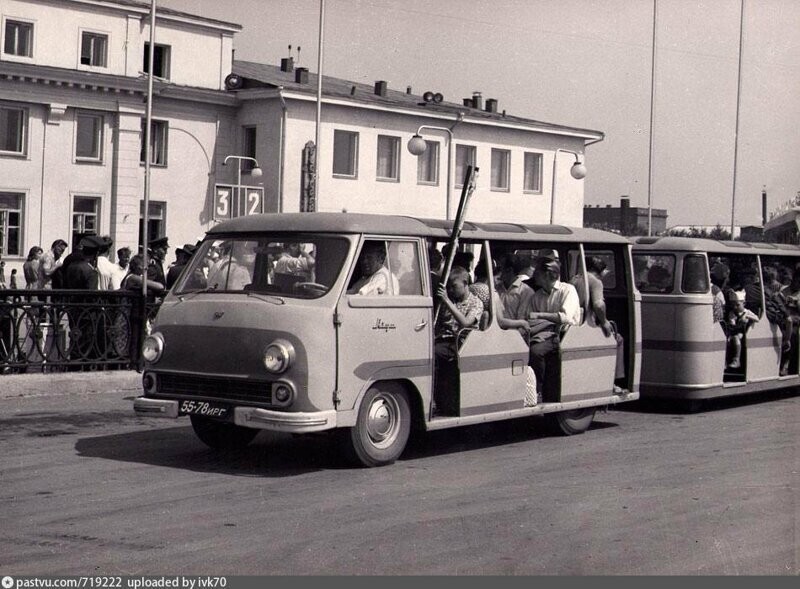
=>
[1,0,604,279]
[583,196,668,236]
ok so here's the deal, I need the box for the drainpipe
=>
[277,87,287,213]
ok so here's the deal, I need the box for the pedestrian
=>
[166,243,197,290]
[110,247,131,290]
[95,236,117,291]
[9,269,18,290]
[0,261,6,288]
[146,236,169,287]
[23,246,43,289]
[37,239,68,289]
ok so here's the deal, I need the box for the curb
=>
[0,370,142,399]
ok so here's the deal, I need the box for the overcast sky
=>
[160,0,800,228]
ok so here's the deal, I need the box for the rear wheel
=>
[548,408,596,436]
[190,415,259,450]
[343,384,411,467]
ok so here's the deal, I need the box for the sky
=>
[160,0,800,228]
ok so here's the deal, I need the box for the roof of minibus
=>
[632,236,800,254]
[206,213,631,243]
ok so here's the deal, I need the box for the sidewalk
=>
[0,370,142,399]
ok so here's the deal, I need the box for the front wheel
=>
[343,384,411,467]
[547,408,596,436]
[190,415,259,450]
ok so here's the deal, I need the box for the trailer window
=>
[681,255,709,293]
[634,254,675,293]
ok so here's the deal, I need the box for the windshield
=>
[175,235,351,299]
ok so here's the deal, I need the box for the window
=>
[416,140,439,185]
[140,119,168,166]
[386,240,422,295]
[681,255,709,293]
[376,135,400,181]
[332,130,358,178]
[80,32,107,67]
[455,145,476,188]
[633,254,675,293]
[0,104,27,155]
[0,192,23,257]
[138,201,166,248]
[143,42,170,79]
[75,112,103,161]
[72,197,99,251]
[242,126,257,172]
[524,152,543,193]
[4,20,32,57]
[490,148,510,191]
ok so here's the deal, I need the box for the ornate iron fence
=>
[0,290,159,374]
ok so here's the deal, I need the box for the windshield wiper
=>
[176,285,219,301]
[246,291,285,305]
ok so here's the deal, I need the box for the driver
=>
[347,241,397,296]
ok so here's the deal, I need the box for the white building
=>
[0,0,604,280]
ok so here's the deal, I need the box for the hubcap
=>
[365,393,400,449]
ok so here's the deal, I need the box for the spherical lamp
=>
[570,162,587,180]
[407,134,427,156]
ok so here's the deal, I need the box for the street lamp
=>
[550,149,587,224]
[223,155,263,217]
[407,125,455,220]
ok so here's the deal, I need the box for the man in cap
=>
[146,236,169,286]
[63,235,103,289]
[166,243,197,290]
[524,249,581,402]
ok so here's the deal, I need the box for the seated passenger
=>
[207,242,253,290]
[645,265,673,292]
[778,268,800,374]
[499,254,535,321]
[710,262,730,323]
[723,290,758,370]
[525,252,581,400]
[274,242,315,280]
[433,266,484,416]
[347,241,398,295]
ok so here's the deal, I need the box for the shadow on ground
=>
[615,387,799,415]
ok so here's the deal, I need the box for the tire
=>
[190,414,259,450]
[548,407,596,436]
[343,384,411,467]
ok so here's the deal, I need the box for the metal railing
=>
[0,290,159,374]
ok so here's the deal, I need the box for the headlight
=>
[263,339,295,373]
[142,333,164,364]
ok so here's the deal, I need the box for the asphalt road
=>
[0,384,797,575]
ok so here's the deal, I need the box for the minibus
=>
[134,213,640,466]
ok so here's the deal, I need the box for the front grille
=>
[157,373,272,405]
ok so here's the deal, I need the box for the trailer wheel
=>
[548,408,596,436]
[190,415,259,450]
[343,384,411,467]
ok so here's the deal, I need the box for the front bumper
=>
[133,396,337,433]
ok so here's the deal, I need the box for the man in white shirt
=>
[525,251,580,400]
[95,236,117,291]
[347,241,397,296]
[109,247,131,290]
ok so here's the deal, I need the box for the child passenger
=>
[723,289,759,369]
[433,266,483,416]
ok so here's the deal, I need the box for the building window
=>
[3,20,32,57]
[75,112,103,161]
[0,192,23,257]
[524,152,543,193]
[242,126,257,172]
[490,149,510,192]
[143,42,170,79]
[80,32,107,67]
[376,135,400,182]
[140,119,168,166]
[416,140,439,185]
[138,201,166,247]
[0,104,27,155]
[72,196,99,251]
[455,145,476,188]
[332,130,358,178]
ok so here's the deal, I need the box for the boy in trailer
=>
[723,289,759,369]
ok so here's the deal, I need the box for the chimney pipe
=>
[472,92,482,110]
[620,196,630,234]
[374,80,387,97]
[463,98,473,107]
[295,67,308,84]
[485,98,498,113]
[762,188,767,226]
[406,85,413,94]
[280,57,294,73]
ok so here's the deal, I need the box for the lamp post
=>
[407,125,454,220]
[549,148,587,225]
[223,155,263,217]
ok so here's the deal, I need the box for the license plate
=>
[178,399,230,418]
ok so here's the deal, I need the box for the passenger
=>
[723,290,759,370]
[428,247,444,294]
[347,242,397,295]
[763,266,785,326]
[710,263,730,323]
[498,253,535,321]
[525,251,581,400]
[645,264,672,292]
[433,266,484,416]
[469,261,492,309]
[740,267,762,315]
[207,242,254,291]
[778,268,800,374]
[273,242,315,280]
